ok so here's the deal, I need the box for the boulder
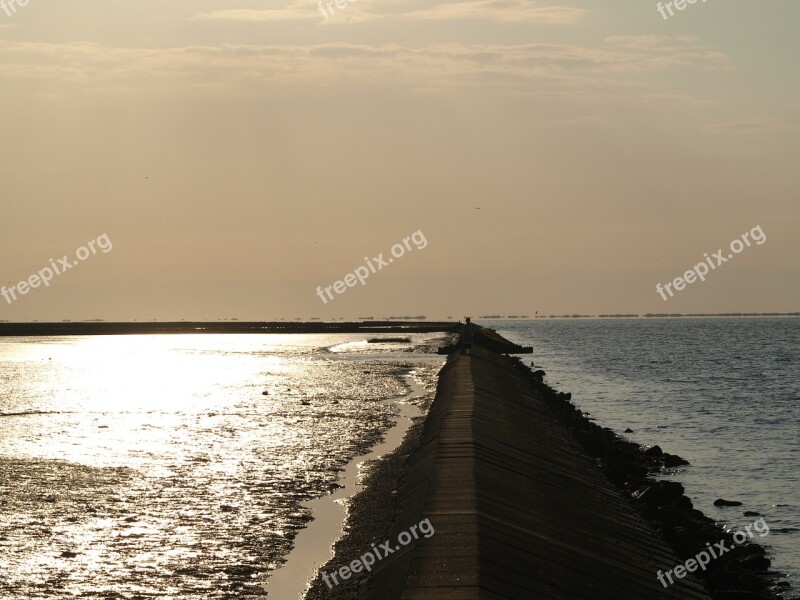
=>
[714,498,744,507]
[644,445,664,457]
[663,453,690,467]
[632,481,685,505]
[738,554,771,571]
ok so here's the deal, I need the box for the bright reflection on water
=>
[0,334,439,598]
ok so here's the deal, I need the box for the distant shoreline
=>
[0,321,458,337]
[488,313,800,319]
[1,315,798,337]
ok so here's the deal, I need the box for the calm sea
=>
[491,317,799,588]
[1,321,796,597]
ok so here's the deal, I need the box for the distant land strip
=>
[0,321,459,337]
[515,313,800,319]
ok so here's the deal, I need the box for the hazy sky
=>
[1,0,798,321]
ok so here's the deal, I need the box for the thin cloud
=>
[551,116,607,126]
[605,35,699,49]
[0,39,730,107]
[402,0,587,23]
[704,117,800,133]
[193,5,378,24]
[192,7,316,23]
[193,0,585,24]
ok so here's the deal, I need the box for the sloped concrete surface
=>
[365,347,711,600]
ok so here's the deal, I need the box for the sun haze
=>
[1,1,798,320]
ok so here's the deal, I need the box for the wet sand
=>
[262,375,426,598]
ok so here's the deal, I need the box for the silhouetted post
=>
[461,317,474,353]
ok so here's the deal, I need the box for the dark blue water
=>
[491,317,799,587]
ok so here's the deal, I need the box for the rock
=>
[733,570,768,591]
[632,481,685,505]
[624,428,634,433]
[742,511,760,517]
[532,370,546,382]
[60,551,78,558]
[705,571,739,591]
[712,591,766,600]
[644,445,663,457]
[738,555,771,571]
[663,453,690,467]
[735,544,765,558]
[224,564,258,577]
[261,391,269,395]
[714,498,744,507]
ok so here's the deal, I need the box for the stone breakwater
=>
[303,333,792,600]
[523,357,791,600]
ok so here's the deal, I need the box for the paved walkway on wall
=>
[365,346,711,600]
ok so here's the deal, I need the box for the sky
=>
[1,0,799,321]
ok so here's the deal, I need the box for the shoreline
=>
[303,401,430,600]
[262,373,428,599]
[508,355,792,599]
[303,341,793,600]
[2,316,797,338]
[0,321,458,337]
